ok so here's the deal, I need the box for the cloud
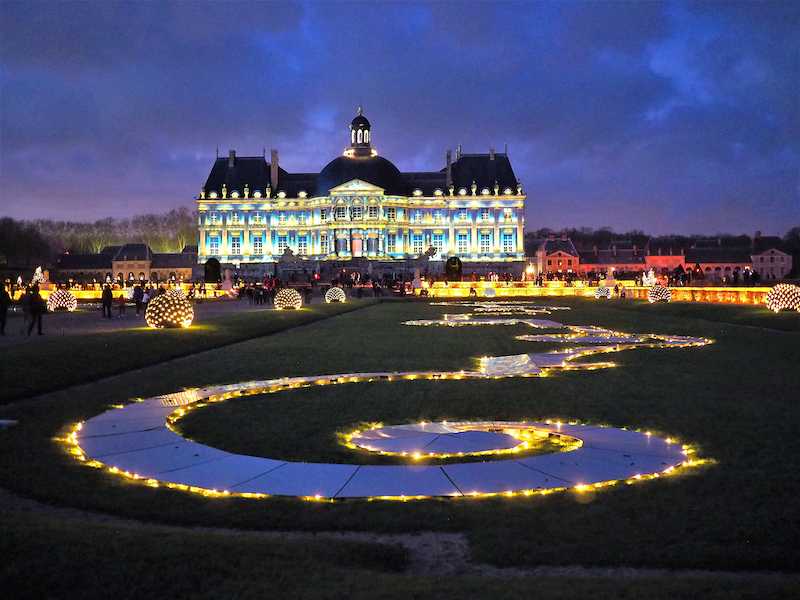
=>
[0,0,797,234]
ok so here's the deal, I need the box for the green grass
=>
[1,298,799,578]
[4,505,798,600]
[0,300,376,403]
[179,408,571,465]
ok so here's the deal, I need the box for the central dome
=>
[317,154,408,196]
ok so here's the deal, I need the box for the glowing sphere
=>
[325,286,346,303]
[274,288,302,310]
[483,287,497,298]
[46,289,77,312]
[145,293,194,328]
[594,286,611,299]
[647,285,672,303]
[765,283,800,313]
[165,287,186,299]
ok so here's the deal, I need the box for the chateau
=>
[196,109,526,276]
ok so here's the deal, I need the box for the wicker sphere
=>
[165,287,186,299]
[274,288,303,310]
[594,286,611,300]
[46,289,78,312]
[325,286,346,303]
[145,293,194,328]
[765,283,800,313]
[647,285,672,303]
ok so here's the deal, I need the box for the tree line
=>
[1,208,197,266]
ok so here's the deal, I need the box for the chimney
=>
[489,147,495,160]
[445,150,452,188]
[633,244,638,254]
[593,245,598,256]
[270,149,279,192]
[228,149,236,169]
[457,144,462,160]
[561,231,567,241]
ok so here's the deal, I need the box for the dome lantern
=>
[349,106,372,156]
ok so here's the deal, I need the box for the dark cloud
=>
[0,0,797,235]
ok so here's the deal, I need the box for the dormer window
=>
[413,189,423,197]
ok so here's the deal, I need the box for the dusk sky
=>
[1,0,798,235]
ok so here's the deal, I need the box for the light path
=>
[65,316,711,500]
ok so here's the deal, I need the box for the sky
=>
[1,0,798,236]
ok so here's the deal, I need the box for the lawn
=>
[1,297,799,594]
[0,299,376,403]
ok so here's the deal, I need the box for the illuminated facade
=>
[196,109,526,270]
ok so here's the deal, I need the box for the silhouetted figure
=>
[0,285,11,335]
[27,288,45,336]
[101,285,113,319]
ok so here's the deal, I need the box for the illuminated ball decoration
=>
[484,287,497,298]
[594,286,611,300]
[166,287,186,300]
[145,293,194,328]
[274,288,302,310]
[325,286,346,303]
[46,289,77,312]
[647,285,672,303]
[765,283,800,313]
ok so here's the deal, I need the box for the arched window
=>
[357,129,363,144]
[351,130,356,144]
[365,130,370,143]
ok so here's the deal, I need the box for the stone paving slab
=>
[336,465,460,498]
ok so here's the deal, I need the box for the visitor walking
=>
[27,287,45,336]
[0,284,11,335]
[101,284,113,319]
[117,293,127,317]
[133,285,144,315]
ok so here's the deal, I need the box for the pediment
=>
[329,179,385,194]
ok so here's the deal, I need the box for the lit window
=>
[357,129,363,144]
[503,233,514,253]
[386,207,396,221]
[458,209,468,221]
[279,213,287,224]
[387,233,396,253]
[277,236,288,253]
[320,209,328,221]
[253,236,263,255]
[209,237,219,255]
[231,212,239,224]
[480,208,490,222]
[457,233,469,254]
[412,234,424,254]
[480,232,492,253]
[320,235,328,254]
[231,237,241,255]
[335,206,347,220]
[412,210,422,223]
[365,130,370,143]
[432,234,444,254]
[298,212,307,224]
[433,210,442,222]
[368,205,378,219]
[351,206,363,220]
[298,236,308,255]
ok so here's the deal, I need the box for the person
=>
[0,284,11,335]
[133,284,144,315]
[117,293,126,317]
[27,287,45,336]
[101,284,113,319]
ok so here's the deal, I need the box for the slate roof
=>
[57,253,112,270]
[685,247,752,264]
[151,253,196,269]
[113,244,151,262]
[579,253,646,266]
[752,236,786,254]
[201,151,519,199]
[542,239,579,256]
